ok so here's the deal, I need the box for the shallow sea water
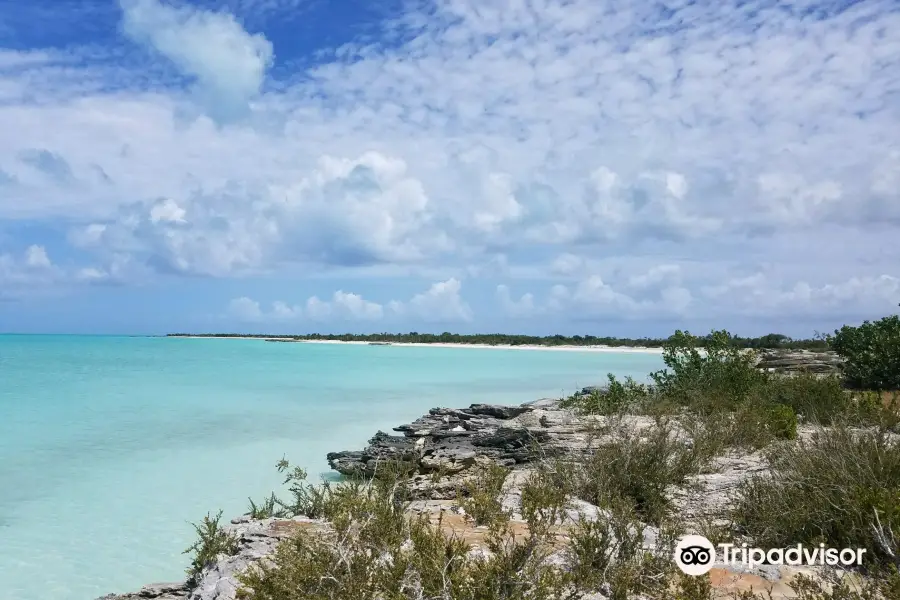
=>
[0,335,664,600]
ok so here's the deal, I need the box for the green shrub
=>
[736,570,900,600]
[731,426,900,569]
[457,462,512,527]
[272,459,336,519]
[651,330,768,410]
[829,312,900,390]
[183,510,240,587]
[519,462,571,538]
[762,373,851,425]
[761,403,798,441]
[575,422,701,525]
[237,463,574,600]
[566,504,680,599]
[561,373,653,415]
[247,492,287,520]
[680,401,796,456]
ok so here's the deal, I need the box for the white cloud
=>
[24,245,51,269]
[700,273,900,318]
[331,291,384,320]
[229,290,383,322]
[271,300,301,320]
[473,173,523,232]
[68,151,442,278]
[227,296,262,321]
[405,278,473,323]
[68,224,108,248]
[627,265,681,290]
[119,0,274,121]
[496,284,537,318]
[228,279,474,324]
[549,253,584,277]
[149,198,187,224]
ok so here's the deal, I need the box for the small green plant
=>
[566,503,681,599]
[183,510,240,588]
[762,373,850,425]
[829,310,900,390]
[575,422,701,525]
[457,461,511,527]
[671,571,715,600]
[246,492,286,519]
[519,461,571,538]
[561,373,652,415]
[762,403,798,441]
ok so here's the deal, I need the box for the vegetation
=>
[182,310,900,599]
[167,330,831,350]
[235,457,707,600]
[573,420,702,526]
[456,462,512,526]
[731,426,900,569]
[829,309,900,390]
[183,510,240,588]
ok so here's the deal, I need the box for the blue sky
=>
[0,0,899,336]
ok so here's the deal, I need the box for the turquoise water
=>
[0,335,664,600]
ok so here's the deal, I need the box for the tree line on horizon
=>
[166,331,830,350]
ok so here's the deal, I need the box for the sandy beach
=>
[173,336,666,354]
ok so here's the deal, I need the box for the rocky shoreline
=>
[97,350,844,600]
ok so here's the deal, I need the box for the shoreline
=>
[168,336,666,354]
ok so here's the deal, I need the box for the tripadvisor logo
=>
[674,535,867,576]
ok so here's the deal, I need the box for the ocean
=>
[0,335,665,600]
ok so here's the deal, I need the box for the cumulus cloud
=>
[700,273,900,319]
[68,151,443,277]
[0,245,65,299]
[119,0,273,121]
[499,267,898,322]
[24,245,51,269]
[496,284,537,318]
[227,279,474,324]
[404,278,473,323]
[227,291,385,323]
[227,296,263,321]
[307,291,384,321]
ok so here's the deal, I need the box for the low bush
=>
[731,425,900,569]
[566,504,681,599]
[761,372,850,425]
[650,329,767,410]
[574,422,701,525]
[457,462,512,527]
[246,492,287,520]
[234,458,709,600]
[736,570,900,600]
[183,510,240,588]
[561,373,653,415]
[829,311,900,391]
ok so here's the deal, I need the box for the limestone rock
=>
[755,349,843,375]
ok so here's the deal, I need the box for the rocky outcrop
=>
[754,349,843,375]
[326,401,582,491]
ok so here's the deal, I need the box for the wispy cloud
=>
[119,0,274,121]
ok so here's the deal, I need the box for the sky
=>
[0,0,898,336]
